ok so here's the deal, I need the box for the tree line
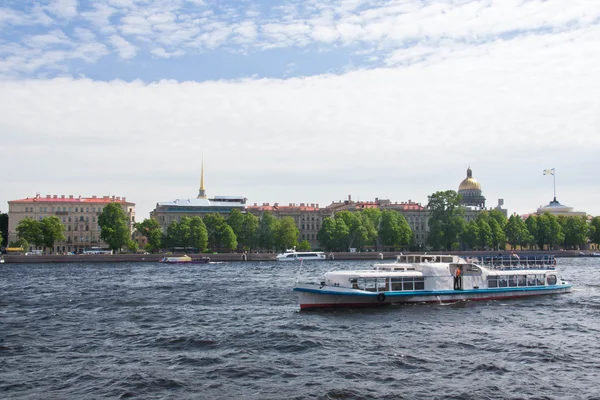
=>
[317,209,412,251]
[427,190,600,251]
[137,209,303,253]
[9,194,600,254]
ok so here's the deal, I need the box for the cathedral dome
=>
[458,167,482,193]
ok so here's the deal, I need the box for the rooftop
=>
[9,194,133,204]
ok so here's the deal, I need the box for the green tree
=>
[297,240,311,251]
[203,213,237,251]
[136,218,163,252]
[0,213,8,246]
[258,212,278,251]
[317,217,337,251]
[336,210,369,250]
[226,209,245,239]
[40,216,66,252]
[379,210,412,250]
[16,218,44,248]
[274,216,300,251]
[559,216,589,249]
[525,215,538,250]
[127,239,139,253]
[240,212,259,250]
[460,220,479,250]
[189,216,208,252]
[488,218,506,250]
[229,211,259,251]
[535,213,564,250]
[427,190,465,251]
[476,216,492,250]
[98,202,131,252]
[361,208,381,248]
[505,215,530,250]
[590,216,600,248]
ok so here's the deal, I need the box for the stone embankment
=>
[1,250,583,264]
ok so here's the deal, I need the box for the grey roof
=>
[156,198,245,207]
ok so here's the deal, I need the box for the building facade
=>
[150,162,247,232]
[7,194,136,253]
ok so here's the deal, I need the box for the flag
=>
[543,168,555,176]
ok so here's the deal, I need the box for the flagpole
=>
[553,169,556,201]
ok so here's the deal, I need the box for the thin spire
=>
[198,155,207,199]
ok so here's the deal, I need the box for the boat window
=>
[547,275,557,285]
[286,254,295,258]
[527,275,537,286]
[508,275,518,287]
[390,277,424,291]
[356,278,366,289]
[498,278,508,288]
[517,276,527,287]
[536,274,545,286]
[414,279,425,290]
[488,276,498,288]
[377,278,387,290]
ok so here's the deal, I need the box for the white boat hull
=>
[294,283,572,310]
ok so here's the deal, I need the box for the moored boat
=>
[159,255,210,264]
[293,254,571,310]
[276,248,326,261]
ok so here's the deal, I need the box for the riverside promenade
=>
[1,250,583,264]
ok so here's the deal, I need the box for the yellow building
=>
[8,194,136,254]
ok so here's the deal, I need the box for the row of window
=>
[24,206,105,213]
[350,277,426,291]
[487,274,553,288]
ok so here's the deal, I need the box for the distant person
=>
[454,266,462,290]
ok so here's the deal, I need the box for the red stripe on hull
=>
[299,291,570,310]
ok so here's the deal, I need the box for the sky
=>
[1,0,599,220]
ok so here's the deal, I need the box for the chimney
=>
[53,195,57,198]
[46,194,51,198]
[92,195,97,198]
[61,195,65,198]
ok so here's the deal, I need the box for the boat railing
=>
[474,255,556,270]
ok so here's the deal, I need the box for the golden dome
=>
[458,167,482,192]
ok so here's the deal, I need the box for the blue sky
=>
[1,0,600,219]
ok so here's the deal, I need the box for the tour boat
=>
[293,254,571,310]
[276,248,327,262]
[159,255,210,264]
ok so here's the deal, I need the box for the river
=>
[1,258,599,399]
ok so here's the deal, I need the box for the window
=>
[86,207,89,213]
[547,275,557,285]
[63,207,66,211]
[75,207,78,212]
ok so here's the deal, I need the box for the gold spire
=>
[198,156,207,199]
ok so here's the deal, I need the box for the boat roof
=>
[326,270,423,278]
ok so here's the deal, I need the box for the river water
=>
[1,258,599,399]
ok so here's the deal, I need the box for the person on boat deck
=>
[454,266,462,290]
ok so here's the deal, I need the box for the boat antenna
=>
[295,259,303,283]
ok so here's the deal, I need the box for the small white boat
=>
[293,254,571,310]
[276,248,326,262]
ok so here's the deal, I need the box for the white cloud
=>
[47,0,78,19]
[151,47,184,59]
[1,25,599,218]
[109,35,137,59]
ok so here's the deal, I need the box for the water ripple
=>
[1,259,599,399]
